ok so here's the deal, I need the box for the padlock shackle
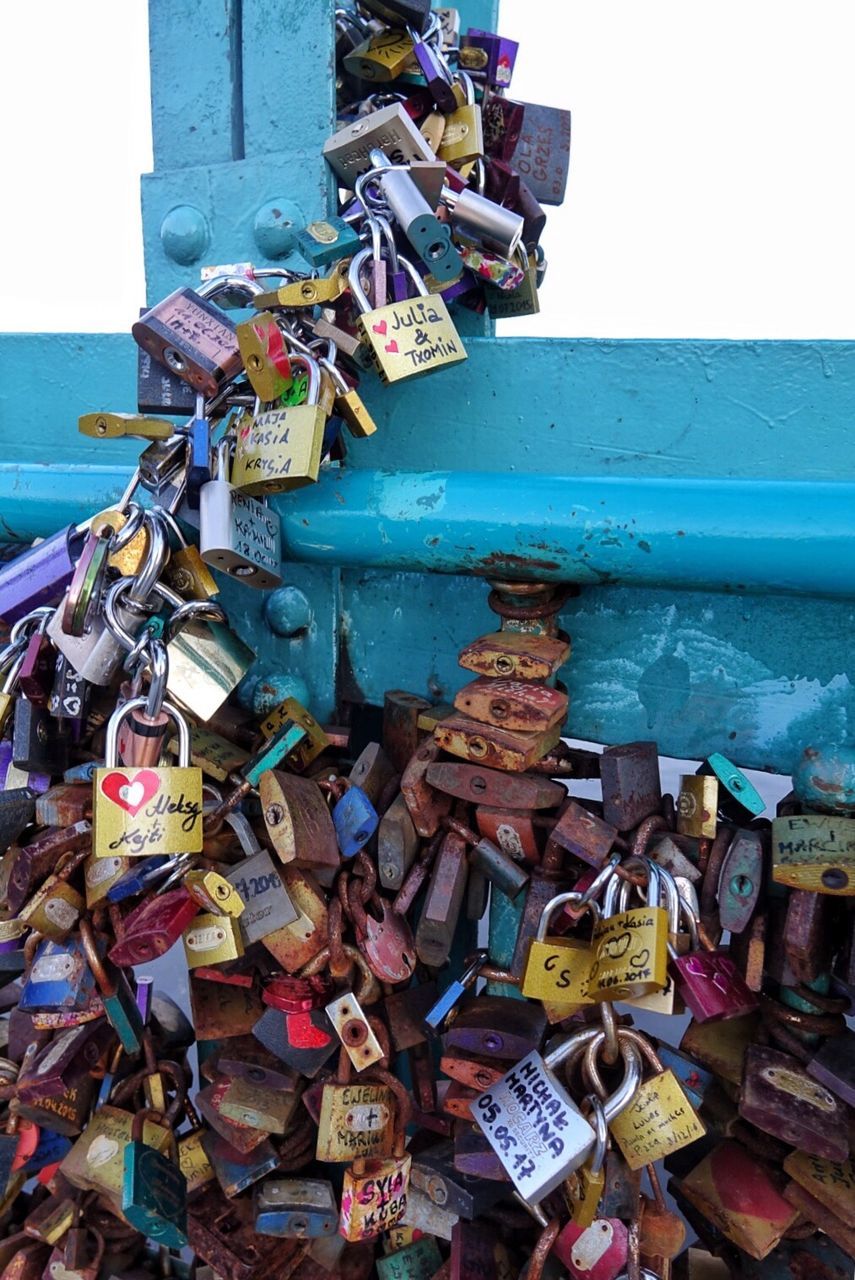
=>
[163,599,228,644]
[197,274,265,303]
[125,513,169,611]
[584,1026,662,1101]
[103,696,191,768]
[580,1093,609,1175]
[535,890,600,941]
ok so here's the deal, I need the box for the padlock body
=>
[588,906,669,1001]
[199,478,283,589]
[132,287,241,398]
[231,405,327,495]
[340,1154,412,1241]
[356,296,467,385]
[122,1139,188,1248]
[93,765,203,857]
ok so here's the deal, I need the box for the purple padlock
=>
[462,28,519,89]
[0,526,83,626]
[410,34,457,113]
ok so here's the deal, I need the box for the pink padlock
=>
[554,1217,628,1280]
[670,904,759,1023]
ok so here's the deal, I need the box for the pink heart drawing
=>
[385,340,399,353]
[372,320,388,335]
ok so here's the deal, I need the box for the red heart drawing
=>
[100,770,161,817]
[385,340,399,353]
[372,320,388,335]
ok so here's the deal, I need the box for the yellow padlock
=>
[587,860,669,1002]
[348,248,466,384]
[520,890,597,1013]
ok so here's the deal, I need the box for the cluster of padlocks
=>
[0,0,852,1278]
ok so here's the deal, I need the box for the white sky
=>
[1,0,854,337]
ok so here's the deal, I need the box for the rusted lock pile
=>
[0,1,853,1279]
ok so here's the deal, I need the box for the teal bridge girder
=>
[0,0,851,775]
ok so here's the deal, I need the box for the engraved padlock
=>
[349,247,467,383]
[199,438,283,589]
[132,274,264,398]
[231,354,328,495]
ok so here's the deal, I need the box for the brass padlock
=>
[349,248,467,384]
[231,354,328,495]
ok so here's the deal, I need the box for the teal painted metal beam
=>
[148,0,243,169]
[276,468,855,597]
[345,338,855,481]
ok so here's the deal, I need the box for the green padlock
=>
[79,917,143,1054]
[122,1106,188,1247]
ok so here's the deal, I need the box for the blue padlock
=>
[106,854,171,902]
[330,781,379,858]
[19,937,97,1013]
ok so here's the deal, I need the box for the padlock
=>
[433,712,560,772]
[236,310,293,401]
[115,636,172,767]
[361,0,431,33]
[349,247,467,383]
[411,1140,506,1219]
[714,827,763,933]
[520,890,597,1009]
[316,1064,397,1164]
[509,101,572,205]
[676,1140,800,1260]
[598,741,662,831]
[0,526,85,627]
[132,275,263,398]
[297,215,362,268]
[107,885,199,965]
[157,506,220,601]
[587,861,669,1002]
[44,1224,105,1280]
[260,696,330,767]
[325,105,437,186]
[460,27,518,88]
[15,1018,113,1103]
[60,1104,171,1202]
[11,697,71,775]
[260,769,341,886]
[78,917,143,1053]
[317,354,379,439]
[415,828,468,966]
[378,792,419,890]
[697,751,765,822]
[122,1105,188,1247]
[198,438,283,589]
[771,811,855,894]
[473,1024,642,1203]
[183,911,245,969]
[339,1073,413,1241]
[545,801,618,870]
[563,1095,608,1229]
[597,1028,706,1171]
[368,147,460,282]
[676,775,718,840]
[18,937,98,1015]
[783,1148,855,1241]
[47,545,165,688]
[739,1043,848,1161]
[254,1177,338,1237]
[669,899,759,1023]
[327,778,380,858]
[453,675,566,733]
[231,354,327,495]
[227,846,299,945]
[344,28,416,81]
[93,696,203,858]
[165,609,256,724]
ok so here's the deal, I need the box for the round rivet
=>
[159,204,210,264]
[253,199,303,258]
[251,672,310,717]
[264,586,313,637]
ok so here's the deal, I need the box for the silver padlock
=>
[473,1023,642,1204]
[199,439,283,589]
[441,184,524,259]
[225,815,299,946]
[46,514,169,686]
